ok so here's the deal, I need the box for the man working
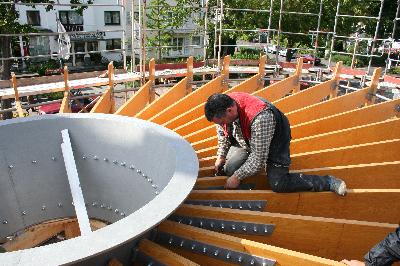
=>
[204,92,346,195]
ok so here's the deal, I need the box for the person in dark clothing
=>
[204,92,347,195]
[341,227,400,266]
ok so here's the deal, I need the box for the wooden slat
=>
[290,139,400,170]
[90,62,116,114]
[273,62,341,113]
[196,146,217,159]
[175,116,212,136]
[3,221,68,251]
[115,80,152,116]
[149,75,226,125]
[294,161,400,189]
[195,173,269,189]
[286,87,369,126]
[365,68,381,106]
[159,220,342,266]
[192,136,218,151]
[253,57,303,102]
[291,98,400,139]
[291,118,400,154]
[11,73,25,117]
[138,239,200,266]
[174,204,397,261]
[185,125,215,143]
[64,221,81,239]
[60,66,72,114]
[188,189,400,224]
[199,156,217,168]
[198,166,215,177]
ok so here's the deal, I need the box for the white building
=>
[16,0,125,67]
[15,0,206,69]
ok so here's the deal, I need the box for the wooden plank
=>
[159,220,342,266]
[192,136,218,151]
[286,87,369,126]
[175,116,212,136]
[185,125,215,143]
[174,204,397,261]
[148,58,156,103]
[196,146,217,159]
[115,80,152,116]
[64,221,81,239]
[199,156,217,168]
[273,62,341,114]
[294,161,400,189]
[291,118,400,154]
[252,57,303,102]
[365,68,381,106]
[138,239,200,266]
[60,66,72,114]
[90,62,116,114]
[3,221,68,251]
[195,173,269,189]
[11,73,25,117]
[187,189,400,224]
[290,139,400,170]
[291,98,400,139]
[149,76,226,125]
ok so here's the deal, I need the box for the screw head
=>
[2,220,8,224]
[113,160,118,164]
[104,158,108,162]
[137,169,141,174]
[155,191,159,195]
[58,203,63,208]
[51,157,56,161]
[152,184,158,189]
[8,165,14,169]
[93,156,98,160]
[107,206,112,210]
[41,205,46,211]
[92,202,98,207]
[129,165,135,169]
[82,155,87,160]
[115,209,119,213]
[121,212,125,216]
[32,160,37,164]
[22,211,27,215]
[120,162,126,166]
[100,204,105,208]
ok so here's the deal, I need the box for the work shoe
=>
[328,176,347,196]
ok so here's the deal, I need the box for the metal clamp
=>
[169,215,275,236]
[154,231,276,266]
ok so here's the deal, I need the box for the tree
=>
[0,0,92,119]
[146,0,201,61]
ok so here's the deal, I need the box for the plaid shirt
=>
[216,109,276,180]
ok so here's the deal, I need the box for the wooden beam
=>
[3,221,68,251]
[291,98,400,139]
[159,220,342,266]
[196,146,217,159]
[253,57,303,102]
[90,62,116,114]
[11,72,24,117]
[184,125,215,143]
[64,221,81,239]
[60,66,72,114]
[273,62,342,114]
[293,161,400,189]
[115,79,152,116]
[286,87,369,126]
[136,79,188,120]
[330,61,342,98]
[192,136,218,151]
[148,58,156,103]
[290,139,400,170]
[138,239,200,265]
[186,56,194,94]
[187,189,400,224]
[174,204,397,261]
[149,76,226,125]
[365,68,381,106]
[291,118,400,154]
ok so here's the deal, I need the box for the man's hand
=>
[215,157,226,175]
[340,259,365,266]
[225,175,240,189]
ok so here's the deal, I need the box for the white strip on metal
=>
[61,129,92,236]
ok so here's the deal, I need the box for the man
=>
[341,227,400,266]
[204,92,346,195]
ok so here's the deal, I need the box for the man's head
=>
[205,94,238,126]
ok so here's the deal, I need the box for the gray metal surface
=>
[169,215,275,236]
[154,231,276,266]
[0,114,198,265]
[185,200,266,211]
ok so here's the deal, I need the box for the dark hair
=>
[204,94,235,121]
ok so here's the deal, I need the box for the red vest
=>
[223,92,267,140]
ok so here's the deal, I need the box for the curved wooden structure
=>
[5,55,399,265]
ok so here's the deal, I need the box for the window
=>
[171,37,184,51]
[27,11,41,26]
[106,39,121,50]
[59,11,83,25]
[104,11,121,25]
[87,41,98,52]
[192,36,201,46]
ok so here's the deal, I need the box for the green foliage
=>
[388,67,400,75]
[331,54,353,66]
[28,59,60,76]
[232,48,261,60]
